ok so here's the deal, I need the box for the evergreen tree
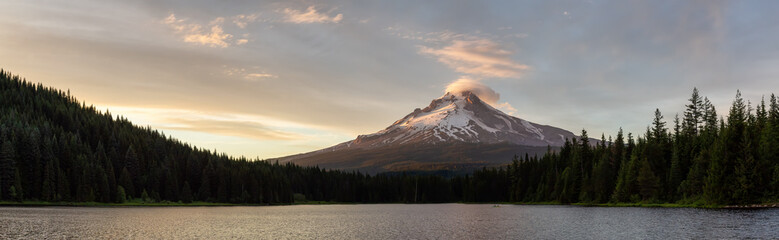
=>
[0,141,16,200]
[199,168,212,201]
[116,185,126,203]
[760,94,779,198]
[684,88,704,135]
[119,167,134,198]
[181,181,193,203]
[702,97,719,135]
[57,169,70,201]
[41,160,57,201]
[124,146,139,180]
[705,91,748,204]
[140,189,150,203]
[96,168,110,202]
[637,157,659,201]
[734,132,757,203]
[651,109,667,141]
[19,128,43,200]
[11,170,23,201]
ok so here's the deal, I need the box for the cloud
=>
[419,37,529,79]
[104,106,309,141]
[164,117,301,141]
[236,39,249,45]
[183,25,232,48]
[245,73,278,80]
[444,77,519,115]
[444,77,500,104]
[282,6,343,24]
[163,13,233,48]
[224,67,278,81]
[494,102,518,116]
[233,14,260,28]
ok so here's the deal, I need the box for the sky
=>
[2,0,779,159]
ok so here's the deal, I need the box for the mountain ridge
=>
[275,91,589,173]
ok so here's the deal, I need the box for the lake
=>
[1,204,777,239]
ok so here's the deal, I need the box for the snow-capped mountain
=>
[327,91,577,151]
[274,91,583,174]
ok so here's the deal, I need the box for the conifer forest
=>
[1,70,777,205]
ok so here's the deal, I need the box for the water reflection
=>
[0,204,777,239]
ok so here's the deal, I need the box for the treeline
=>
[1,70,777,205]
[499,88,779,205]
[0,70,460,204]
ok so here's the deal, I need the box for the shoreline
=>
[2,201,778,209]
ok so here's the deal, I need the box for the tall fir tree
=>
[0,141,16,200]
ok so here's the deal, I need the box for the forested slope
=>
[1,70,776,206]
[0,70,459,204]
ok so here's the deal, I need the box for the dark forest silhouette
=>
[1,70,777,205]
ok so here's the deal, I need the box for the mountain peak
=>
[339,91,578,149]
[440,91,480,102]
[277,92,585,173]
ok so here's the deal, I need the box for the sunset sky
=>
[2,0,779,159]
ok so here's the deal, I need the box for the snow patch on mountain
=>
[339,91,579,148]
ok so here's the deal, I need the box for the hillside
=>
[0,70,470,204]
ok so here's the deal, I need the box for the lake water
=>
[0,204,777,239]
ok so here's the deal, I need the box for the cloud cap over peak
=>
[445,78,500,105]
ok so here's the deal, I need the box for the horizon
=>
[2,1,779,159]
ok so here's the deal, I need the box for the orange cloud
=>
[282,6,343,24]
[233,14,260,28]
[224,67,278,81]
[103,106,309,141]
[445,78,519,116]
[419,38,529,79]
[163,13,233,48]
[445,77,500,104]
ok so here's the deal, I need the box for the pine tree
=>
[140,189,150,202]
[96,168,110,203]
[684,88,704,135]
[199,168,212,201]
[0,141,16,200]
[124,145,139,179]
[734,132,757,203]
[702,98,719,135]
[760,94,779,198]
[668,139,683,201]
[181,181,193,203]
[41,160,57,201]
[164,169,179,201]
[593,150,612,203]
[772,166,779,199]
[637,157,659,201]
[612,134,640,202]
[651,109,667,141]
[11,170,23,201]
[705,90,748,204]
[116,185,126,203]
[57,169,70,201]
[119,167,134,198]
[646,109,670,201]
[19,128,43,200]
